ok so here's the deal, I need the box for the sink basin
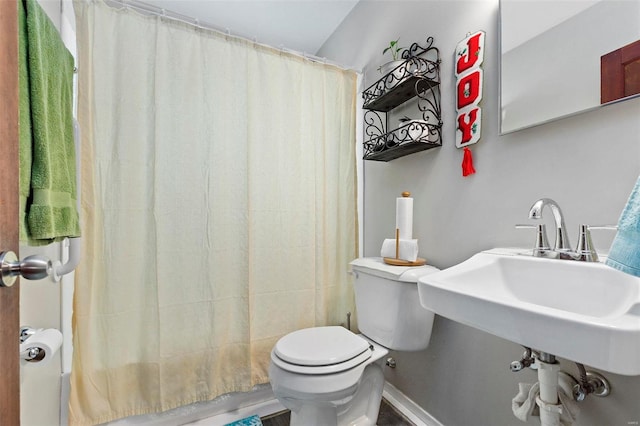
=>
[418,249,640,375]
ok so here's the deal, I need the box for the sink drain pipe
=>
[537,353,562,426]
[512,349,612,425]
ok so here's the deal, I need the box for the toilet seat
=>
[272,326,373,375]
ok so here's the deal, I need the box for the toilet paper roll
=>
[381,238,419,262]
[396,196,413,239]
[19,328,63,367]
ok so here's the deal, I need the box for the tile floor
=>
[260,398,414,426]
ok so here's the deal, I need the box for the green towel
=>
[19,0,80,245]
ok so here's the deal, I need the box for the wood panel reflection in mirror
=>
[601,38,640,103]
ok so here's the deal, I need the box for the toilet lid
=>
[274,326,371,366]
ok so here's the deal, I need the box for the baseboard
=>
[383,382,444,426]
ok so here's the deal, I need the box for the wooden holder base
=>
[383,257,426,266]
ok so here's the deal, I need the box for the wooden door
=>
[0,0,21,424]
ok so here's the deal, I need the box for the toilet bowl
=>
[269,257,439,426]
[269,326,388,426]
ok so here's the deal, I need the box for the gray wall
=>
[318,1,640,425]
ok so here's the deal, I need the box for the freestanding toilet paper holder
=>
[382,191,426,266]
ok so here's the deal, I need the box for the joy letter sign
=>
[455,31,485,176]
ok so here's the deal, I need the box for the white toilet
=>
[269,257,439,426]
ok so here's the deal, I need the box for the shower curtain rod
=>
[103,0,361,73]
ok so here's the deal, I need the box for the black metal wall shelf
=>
[362,37,442,162]
[363,120,441,161]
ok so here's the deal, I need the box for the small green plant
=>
[383,39,404,61]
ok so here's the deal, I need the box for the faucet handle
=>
[586,225,618,231]
[573,225,617,262]
[574,224,599,262]
[516,224,551,257]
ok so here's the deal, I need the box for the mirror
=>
[500,0,640,134]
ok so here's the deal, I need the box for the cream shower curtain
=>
[70,1,358,424]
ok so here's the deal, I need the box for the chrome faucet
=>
[528,198,572,254]
[526,198,610,262]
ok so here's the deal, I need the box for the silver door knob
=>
[0,251,52,287]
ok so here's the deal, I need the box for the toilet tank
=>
[349,257,439,351]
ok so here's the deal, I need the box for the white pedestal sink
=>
[417,249,640,375]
